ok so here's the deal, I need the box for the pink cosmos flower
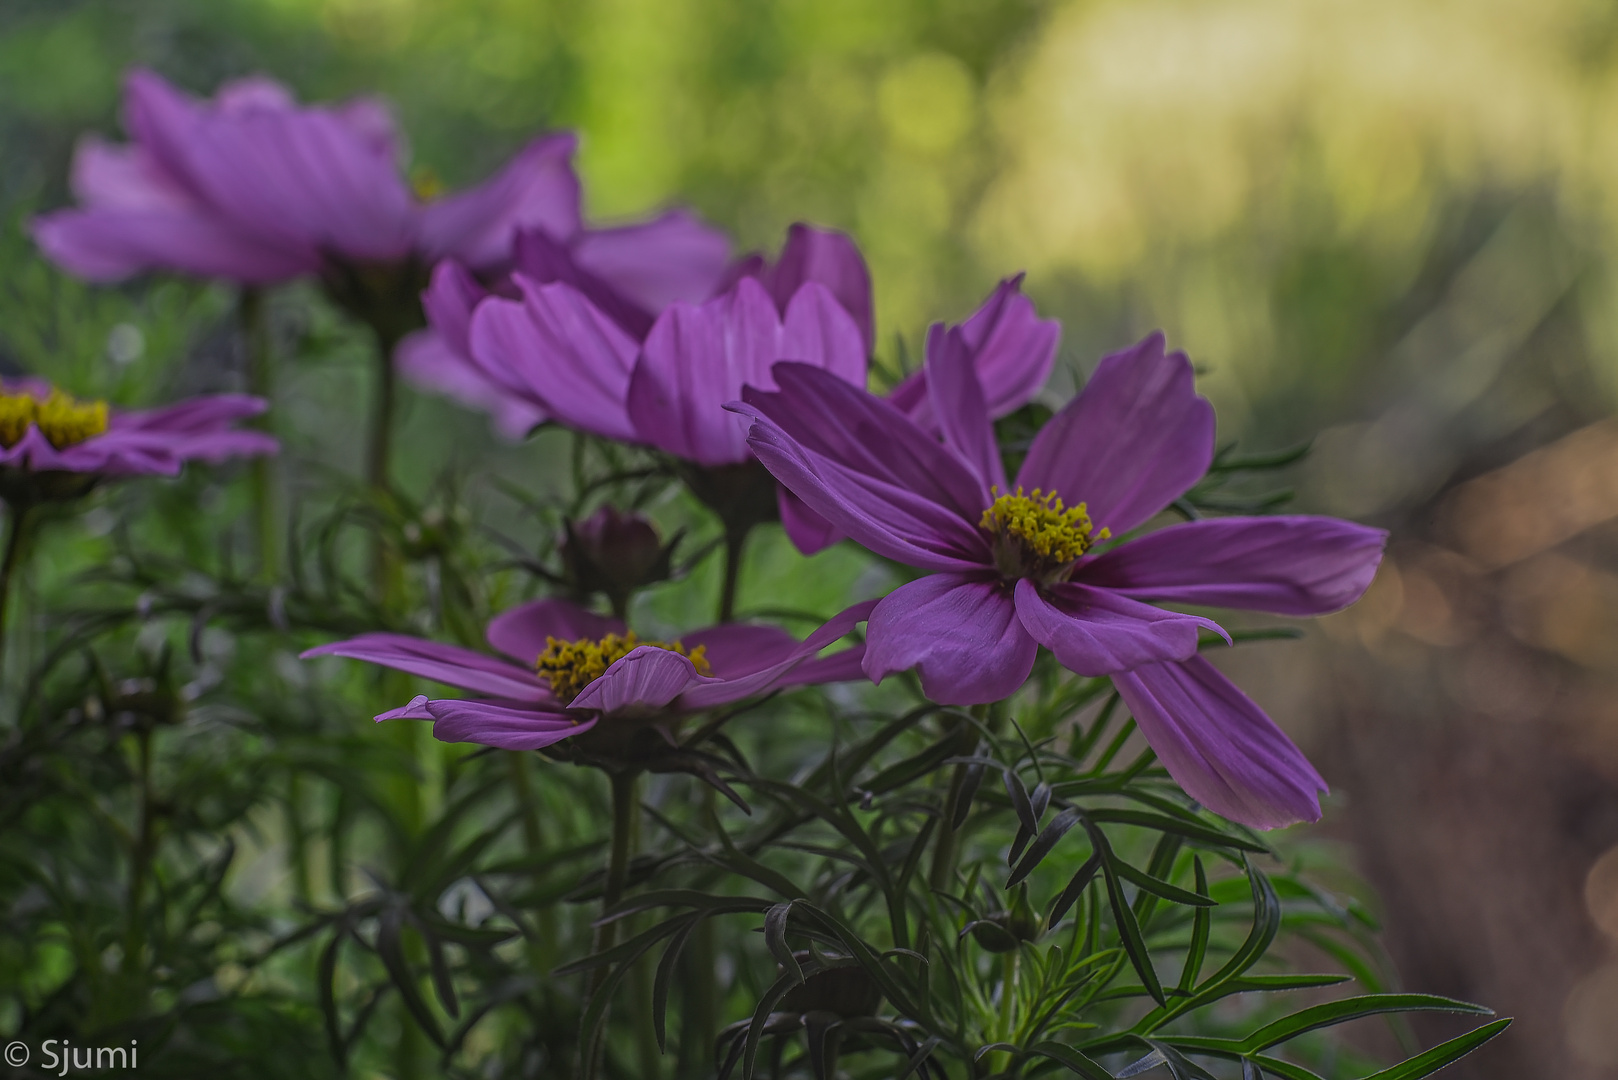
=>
[731,333,1387,828]
[301,596,873,754]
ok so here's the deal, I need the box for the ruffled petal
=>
[569,646,711,713]
[418,133,582,272]
[864,573,1035,705]
[301,633,547,701]
[1012,579,1222,677]
[425,698,595,751]
[485,599,624,664]
[468,278,640,442]
[1078,516,1389,616]
[889,274,1059,427]
[571,207,733,313]
[376,694,434,721]
[1111,654,1327,830]
[1016,333,1214,536]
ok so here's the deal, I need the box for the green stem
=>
[123,727,155,993]
[508,753,558,966]
[584,770,640,1078]
[0,501,36,672]
[368,330,402,605]
[717,527,747,623]
[368,329,398,496]
[994,950,1019,1072]
[677,787,720,1079]
[239,288,277,578]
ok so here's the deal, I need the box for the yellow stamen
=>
[0,389,109,450]
[410,165,446,201]
[536,631,711,704]
[980,486,1110,573]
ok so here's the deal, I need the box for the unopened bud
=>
[559,507,674,613]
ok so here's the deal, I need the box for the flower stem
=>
[584,769,640,1078]
[122,726,155,999]
[368,329,403,606]
[0,500,37,673]
[717,527,747,624]
[239,287,278,579]
[992,950,1019,1074]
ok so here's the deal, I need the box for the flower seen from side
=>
[0,379,277,502]
[300,595,874,766]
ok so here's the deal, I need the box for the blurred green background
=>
[5,0,1618,1077]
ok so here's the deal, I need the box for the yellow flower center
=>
[980,486,1110,581]
[536,631,711,704]
[0,390,109,450]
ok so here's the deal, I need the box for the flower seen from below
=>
[733,331,1387,828]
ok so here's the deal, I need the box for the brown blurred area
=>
[1217,210,1618,1076]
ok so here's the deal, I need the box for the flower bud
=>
[966,884,1044,952]
[559,507,674,614]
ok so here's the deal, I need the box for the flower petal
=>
[627,276,782,464]
[679,623,801,679]
[1013,579,1222,677]
[739,361,990,528]
[1111,655,1327,829]
[396,328,548,441]
[301,633,547,700]
[758,223,874,351]
[377,694,433,721]
[680,598,877,708]
[168,80,416,262]
[1079,516,1389,616]
[864,573,1035,705]
[425,698,595,751]
[485,599,625,664]
[741,401,990,571]
[777,485,841,555]
[31,206,312,283]
[569,646,711,713]
[512,228,656,339]
[418,133,582,272]
[1016,332,1214,536]
[889,274,1059,426]
[468,278,640,442]
[924,325,1005,493]
[571,208,733,313]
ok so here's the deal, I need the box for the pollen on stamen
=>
[0,390,109,450]
[979,485,1110,570]
[536,631,711,704]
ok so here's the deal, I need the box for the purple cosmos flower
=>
[731,333,1386,829]
[32,68,581,285]
[721,223,875,353]
[396,208,732,439]
[0,379,276,492]
[301,595,874,756]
